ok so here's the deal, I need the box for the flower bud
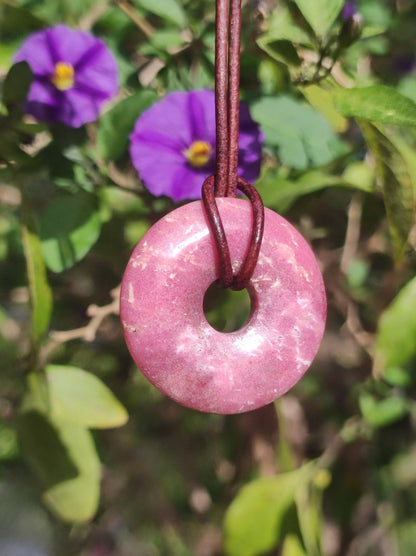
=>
[339,12,364,48]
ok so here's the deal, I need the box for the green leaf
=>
[38,192,101,272]
[149,29,187,51]
[292,0,344,36]
[18,411,78,488]
[256,168,372,214]
[43,421,100,522]
[359,122,415,259]
[300,85,348,132]
[256,6,312,66]
[334,86,416,126]
[2,61,33,112]
[395,521,416,554]
[97,90,157,161]
[383,366,414,388]
[359,394,409,428]
[20,203,53,346]
[342,161,375,191]
[134,0,187,27]
[250,96,346,170]
[265,6,313,45]
[374,276,416,377]
[295,476,326,556]
[18,411,100,522]
[282,535,308,556]
[256,38,302,68]
[0,423,19,461]
[223,466,312,556]
[45,365,128,429]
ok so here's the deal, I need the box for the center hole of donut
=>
[203,281,251,332]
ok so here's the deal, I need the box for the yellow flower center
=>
[184,141,212,168]
[51,62,75,91]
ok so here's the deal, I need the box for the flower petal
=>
[132,92,196,151]
[187,89,216,144]
[130,140,186,199]
[74,41,118,99]
[25,80,60,123]
[58,88,102,127]
[170,164,209,201]
[14,29,55,75]
[238,101,263,182]
[46,25,98,67]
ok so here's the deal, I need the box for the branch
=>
[340,193,363,275]
[50,286,120,345]
[114,0,155,37]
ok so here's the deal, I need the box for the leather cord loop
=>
[202,175,264,291]
[202,0,265,290]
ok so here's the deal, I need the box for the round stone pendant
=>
[120,198,326,414]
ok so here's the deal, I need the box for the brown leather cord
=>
[202,175,264,291]
[203,0,265,291]
[214,0,229,197]
[226,0,242,197]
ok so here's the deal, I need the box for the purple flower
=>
[129,90,263,202]
[14,25,118,127]
[342,1,357,20]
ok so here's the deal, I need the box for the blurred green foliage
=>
[2,0,416,554]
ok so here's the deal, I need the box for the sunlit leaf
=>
[282,535,308,556]
[223,466,313,556]
[359,393,409,428]
[134,0,187,27]
[295,476,325,556]
[38,191,101,272]
[335,86,416,126]
[257,168,372,214]
[46,365,128,429]
[383,366,414,388]
[359,122,415,259]
[265,6,313,45]
[18,411,100,522]
[374,276,416,378]
[20,203,53,346]
[97,90,157,161]
[256,6,312,67]
[250,96,346,170]
[300,85,348,132]
[342,161,375,191]
[293,0,344,36]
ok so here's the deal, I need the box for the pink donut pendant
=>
[120,198,326,414]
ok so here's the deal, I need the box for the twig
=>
[79,2,111,30]
[50,286,120,345]
[345,301,374,357]
[340,193,363,274]
[114,0,155,38]
[107,162,144,194]
[329,274,374,358]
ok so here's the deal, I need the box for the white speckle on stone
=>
[234,328,264,354]
[128,282,135,304]
[171,229,208,257]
